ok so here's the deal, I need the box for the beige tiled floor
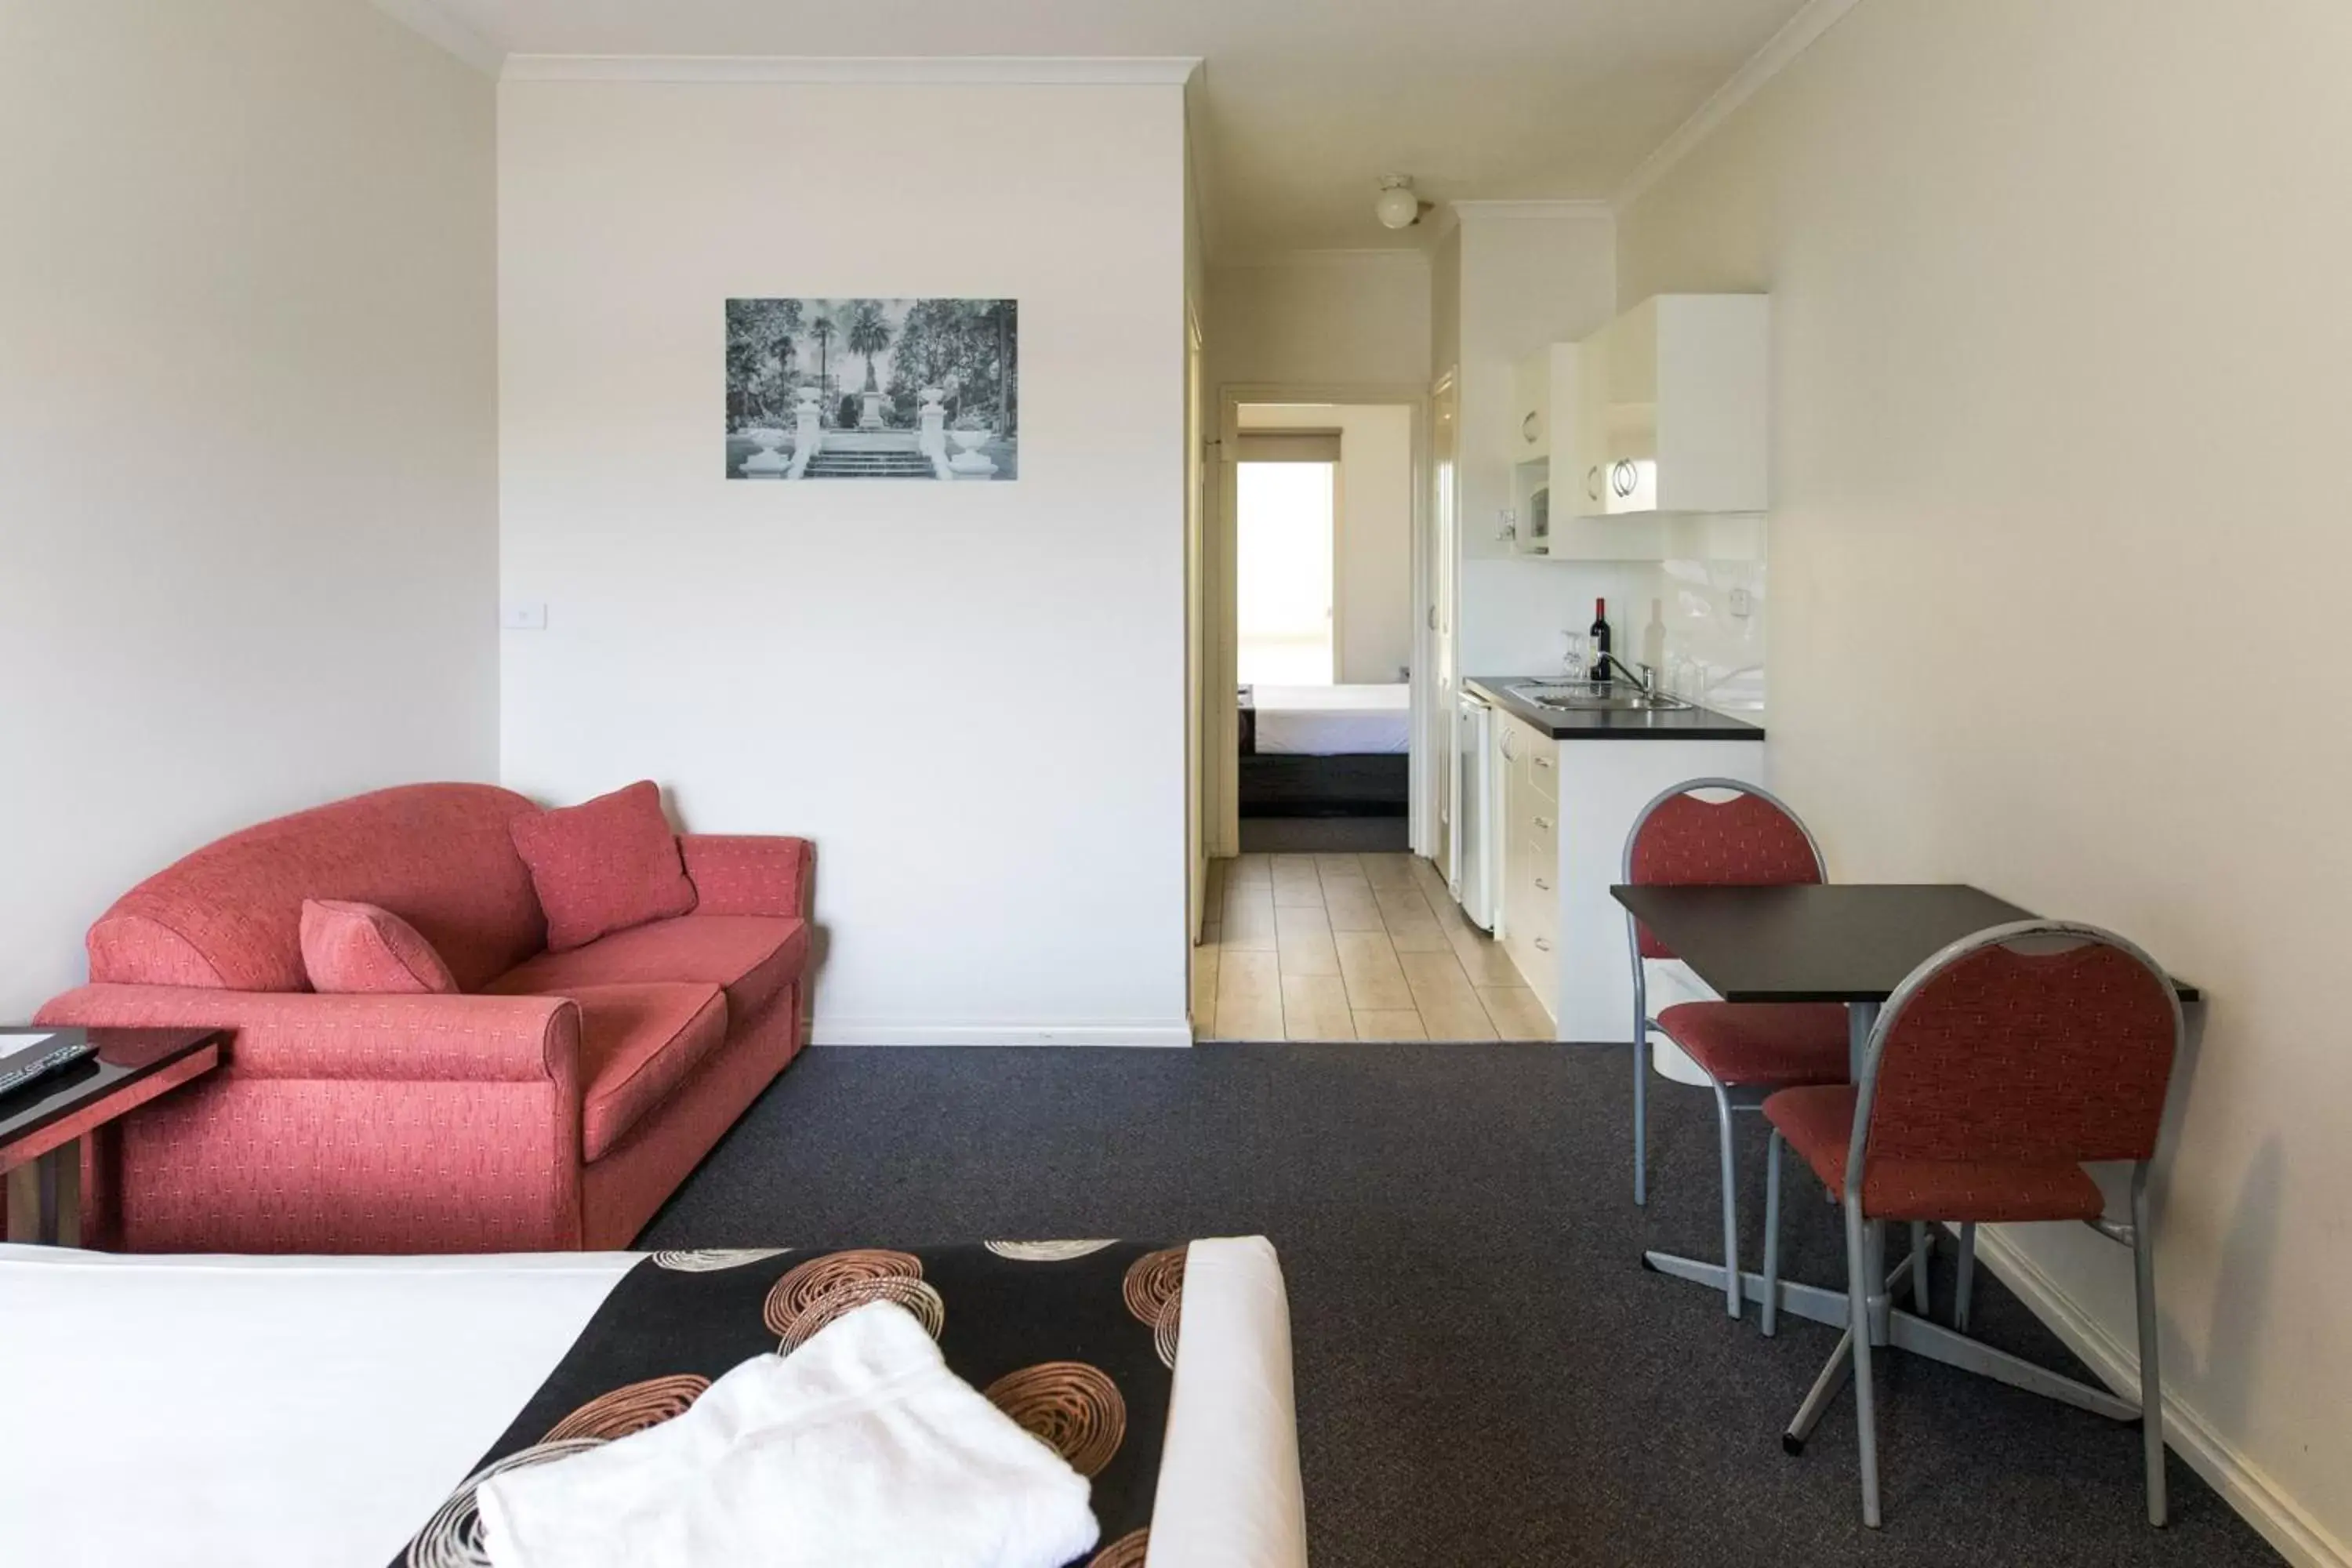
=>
[1198,852,1555,1041]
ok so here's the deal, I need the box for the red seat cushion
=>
[1765,1084,2108,1222]
[488,914,808,1022]
[572,982,728,1162]
[509,781,699,952]
[1656,1001,1849,1087]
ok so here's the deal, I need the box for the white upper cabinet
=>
[1507,295,1768,561]
[1507,343,1577,555]
[1511,344,1565,464]
[1564,294,1769,518]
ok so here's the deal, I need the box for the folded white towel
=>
[477,1301,1100,1568]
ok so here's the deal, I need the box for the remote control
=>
[0,1040,96,1098]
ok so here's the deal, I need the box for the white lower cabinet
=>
[1489,710,1766,1042]
[1497,714,1561,1027]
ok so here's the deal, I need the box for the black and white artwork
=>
[725,298,1018,481]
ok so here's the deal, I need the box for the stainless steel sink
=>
[1506,681,1694,713]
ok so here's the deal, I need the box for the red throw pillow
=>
[510,780,699,952]
[299,899,459,995]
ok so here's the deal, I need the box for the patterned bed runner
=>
[397,1240,1185,1568]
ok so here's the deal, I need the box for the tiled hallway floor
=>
[1196,852,1552,1040]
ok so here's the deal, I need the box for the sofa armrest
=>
[35,985,582,1085]
[677,834,815,919]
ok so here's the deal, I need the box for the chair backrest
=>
[1852,920,2182,1181]
[1621,779,1825,960]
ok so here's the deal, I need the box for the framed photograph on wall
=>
[725,298,1018,481]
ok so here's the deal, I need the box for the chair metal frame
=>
[1762,917,2181,1529]
[1622,777,1844,1323]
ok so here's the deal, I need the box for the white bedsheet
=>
[0,1237,1305,1568]
[1250,684,1410,755]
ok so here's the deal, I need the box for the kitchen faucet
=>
[1590,651,1658,695]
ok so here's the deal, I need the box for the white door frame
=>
[1207,382,1435,860]
[1184,303,1208,946]
[1425,368,1459,869]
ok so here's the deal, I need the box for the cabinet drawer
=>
[1523,801,1559,869]
[1525,740,1558,802]
[1511,837,1557,936]
[1516,853,1557,936]
[1522,848,1559,914]
[1507,918,1559,1008]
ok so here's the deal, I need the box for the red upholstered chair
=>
[1762,920,2182,1528]
[1622,779,1849,1320]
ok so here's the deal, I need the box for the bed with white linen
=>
[1245,684,1410,756]
[0,1236,1307,1568]
[1239,684,1411,820]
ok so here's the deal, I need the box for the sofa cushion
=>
[298,899,459,995]
[86,783,546,993]
[573,982,728,1162]
[488,915,808,1023]
[510,782,699,953]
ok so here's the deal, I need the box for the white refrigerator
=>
[1449,688,1495,931]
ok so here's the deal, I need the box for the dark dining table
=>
[1607,881,2200,1450]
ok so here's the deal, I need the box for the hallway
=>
[1197,852,1552,1040]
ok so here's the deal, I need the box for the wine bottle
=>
[1589,597,1612,684]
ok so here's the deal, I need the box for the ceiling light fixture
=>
[1374,175,1429,230]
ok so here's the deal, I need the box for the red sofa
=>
[35,783,812,1254]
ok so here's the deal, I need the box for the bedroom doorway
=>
[1227,400,1416,856]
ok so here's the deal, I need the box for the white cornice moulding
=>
[1214,248,1434,270]
[501,55,1202,86]
[368,0,503,74]
[1446,198,1613,216]
[1445,198,1614,238]
[1613,0,1865,209]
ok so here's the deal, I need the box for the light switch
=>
[501,601,549,630]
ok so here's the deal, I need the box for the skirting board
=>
[1968,1225,2348,1568]
[810,1022,1194,1048]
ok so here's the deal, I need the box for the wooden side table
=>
[0,1026,224,1246]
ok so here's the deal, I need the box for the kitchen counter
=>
[1465,677,1765,741]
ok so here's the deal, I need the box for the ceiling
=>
[405,0,1817,257]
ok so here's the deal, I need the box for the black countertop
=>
[1465,677,1766,741]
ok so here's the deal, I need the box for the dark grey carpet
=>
[1240,815,1411,852]
[641,1044,2281,1567]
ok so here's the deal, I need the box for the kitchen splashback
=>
[1660,556,1767,713]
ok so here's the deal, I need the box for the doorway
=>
[1189,387,1547,1040]
[1224,400,1416,855]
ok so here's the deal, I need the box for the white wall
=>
[1453,204,1617,565]
[1618,2,2352,1559]
[1443,204,1639,675]
[1431,226,1462,389]
[499,75,1190,1044]
[0,0,499,1015]
[1237,404,1416,684]
[1206,252,1431,392]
